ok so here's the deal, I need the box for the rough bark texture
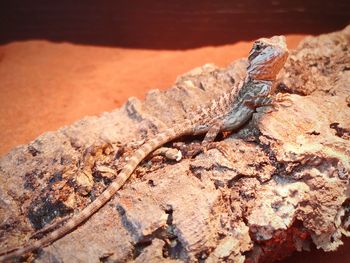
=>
[0,26,350,262]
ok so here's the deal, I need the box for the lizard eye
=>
[255,43,262,51]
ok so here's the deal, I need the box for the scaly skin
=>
[0,36,288,261]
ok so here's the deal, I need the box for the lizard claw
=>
[206,142,231,158]
[274,93,293,107]
[266,93,292,112]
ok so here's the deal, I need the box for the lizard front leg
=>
[245,93,291,111]
[244,96,273,109]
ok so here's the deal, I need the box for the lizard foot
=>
[264,93,293,113]
[206,142,231,159]
[172,141,205,158]
[273,93,293,107]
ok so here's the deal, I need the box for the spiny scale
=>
[0,35,288,261]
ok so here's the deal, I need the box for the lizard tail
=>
[0,124,193,261]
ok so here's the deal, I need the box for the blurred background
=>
[0,2,349,262]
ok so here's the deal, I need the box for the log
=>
[0,26,349,262]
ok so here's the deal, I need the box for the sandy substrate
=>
[0,35,304,156]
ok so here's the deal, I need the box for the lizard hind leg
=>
[202,122,222,146]
[200,120,224,154]
[182,120,223,158]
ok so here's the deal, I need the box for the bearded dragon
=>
[0,35,289,261]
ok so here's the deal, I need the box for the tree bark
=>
[0,26,349,262]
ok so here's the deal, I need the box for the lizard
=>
[0,35,289,261]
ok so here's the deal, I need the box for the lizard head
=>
[247,36,289,81]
